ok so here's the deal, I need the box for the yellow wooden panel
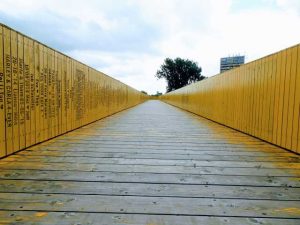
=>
[28,39,35,146]
[249,63,256,136]
[85,67,90,125]
[34,41,41,143]
[282,46,295,149]
[61,55,67,133]
[23,37,31,147]
[246,62,253,135]
[281,47,292,148]
[46,48,52,139]
[61,55,66,133]
[82,64,88,126]
[0,25,6,157]
[10,30,19,153]
[66,57,71,132]
[238,68,244,131]
[230,70,236,128]
[258,57,265,139]
[70,60,74,130]
[272,52,281,144]
[253,60,260,137]
[238,67,244,131]
[276,50,287,146]
[267,54,276,142]
[40,46,48,140]
[56,52,62,135]
[47,48,52,137]
[261,56,269,141]
[293,45,300,152]
[39,44,45,142]
[53,51,59,136]
[17,33,25,150]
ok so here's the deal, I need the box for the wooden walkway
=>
[0,100,299,224]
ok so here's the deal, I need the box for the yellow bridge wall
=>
[0,24,147,157]
[161,44,300,154]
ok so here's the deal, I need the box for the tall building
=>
[220,56,245,73]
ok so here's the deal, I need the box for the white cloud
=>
[0,0,299,94]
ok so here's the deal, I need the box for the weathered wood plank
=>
[0,193,299,218]
[1,170,298,187]
[18,149,299,161]
[1,211,299,225]
[26,146,296,155]
[0,161,299,176]
[3,154,300,169]
[0,180,299,200]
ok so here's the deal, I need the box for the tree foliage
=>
[156,57,205,92]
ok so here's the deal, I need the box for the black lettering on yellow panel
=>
[11,30,19,153]
[29,39,35,145]
[18,33,25,150]
[34,42,40,142]
[0,25,6,157]
[24,37,31,147]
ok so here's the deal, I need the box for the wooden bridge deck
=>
[0,100,299,224]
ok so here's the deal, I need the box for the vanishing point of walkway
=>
[0,100,299,224]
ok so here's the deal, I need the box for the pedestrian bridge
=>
[0,24,299,224]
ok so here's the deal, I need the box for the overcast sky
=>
[1,0,300,94]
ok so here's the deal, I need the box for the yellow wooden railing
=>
[161,44,300,154]
[0,24,148,158]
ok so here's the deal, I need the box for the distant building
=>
[220,56,245,73]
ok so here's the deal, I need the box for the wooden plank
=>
[24,37,31,147]
[28,143,293,154]
[61,55,66,134]
[3,27,13,155]
[285,46,298,150]
[17,33,25,150]
[56,52,62,136]
[267,53,276,142]
[0,169,298,187]
[262,56,271,141]
[34,41,41,143]
[1,211,299,225]
[0,160,298,176]
[252,60,259,137]
[66,58,71,132]
[0,179,298,200]
[0,25,5,157]
[0,193,299,218]
[18,149,298,160]
[292,45,300,153]
[53,51,58,137]
[28,39,35,146]
[40,46,51,141]
[272,52,281,144]
[276,50,287,146]
[31,137,286,147]
[281,47,293,148]
[3,154,300,169]
[11,30,20,153]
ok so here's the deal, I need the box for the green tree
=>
[141,90,148,95]
[151,91,162,97]
[156,58,205,92]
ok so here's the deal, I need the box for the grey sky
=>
[0,0,300,94]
